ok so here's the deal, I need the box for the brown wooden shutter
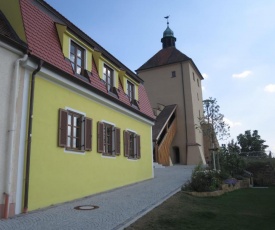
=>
[97,121,104,153]
[112,126,116,156]
[58,109,68,147]
[136,134,141,159]
[124,130,129,157]
[115,127,121,155]
[85,117,93,151]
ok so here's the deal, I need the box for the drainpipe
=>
[4,53,28,219]
[180,62,188,164]
[23,60,44,213]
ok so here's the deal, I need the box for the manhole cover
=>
[74,205,99,211]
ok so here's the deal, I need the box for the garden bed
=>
[184,178,251,197]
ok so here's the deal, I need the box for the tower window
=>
[171,71,176,78]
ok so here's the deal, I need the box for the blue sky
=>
[45,0,275,155]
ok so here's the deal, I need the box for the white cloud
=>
[202,86,205,91]
[264,84,275,93]
[223,118,242,128]
[232,70,252,78]
[202,73,208,79]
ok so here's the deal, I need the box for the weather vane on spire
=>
[164,15,170,26]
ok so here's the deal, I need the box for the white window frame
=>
[69,38,87,72]
[101,120,117,158]
[64,107,87,155]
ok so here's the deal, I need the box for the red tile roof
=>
[137,47,191,71]
[136,46,204,80]
[19,0,154,120]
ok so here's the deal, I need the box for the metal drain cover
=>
[74,205,99,211]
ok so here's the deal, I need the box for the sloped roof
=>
[137,46,191,71]
[0,10,27,50]
[18,0,154,120]
[153,104,177,141]
[136,46,204,80]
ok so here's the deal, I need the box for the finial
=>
[164,15,170,26]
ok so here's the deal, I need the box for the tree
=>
[237,130,269,157]
[226,139,241,154]
[197,97,230,169]
[220,140,244,176]
[200,98,230,141]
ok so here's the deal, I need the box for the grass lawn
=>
[125,187,275,230]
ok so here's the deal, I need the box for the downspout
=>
[4,53,28,219]
[23,60,44,213]
[180,62,188,164]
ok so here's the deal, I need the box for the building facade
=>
[0,10,28,218]
[0,0,154,218]
[137,22,206,166]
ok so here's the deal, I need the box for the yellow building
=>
[0,0,154,218]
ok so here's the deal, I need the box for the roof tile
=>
[19,0,154,119]
[137,47,191,71]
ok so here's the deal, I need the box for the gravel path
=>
[0,165,194,230]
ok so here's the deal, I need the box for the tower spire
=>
[161,16,176,49]
[164,15,170,26]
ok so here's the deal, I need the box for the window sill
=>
[102,154,117,159]
[64,148,85,155]
[131,99,140,110]
[74,71,91,83]
[127,157,139,161]
[108,89,119,99]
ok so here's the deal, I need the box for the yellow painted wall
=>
[119,71,139,101]
[27,76,153,211]
[55,24,92,72]
[0,0,26,42]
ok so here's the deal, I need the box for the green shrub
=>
[245,160,275,186]
[183,165,222,192]
[219,151,246,177]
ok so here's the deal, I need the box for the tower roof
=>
[163,25,174,37]
[137,46,190,71]
[161,17,176,49]
[136,46,204,80]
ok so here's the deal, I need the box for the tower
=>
[137,18,206,165]
[161,17,176,48]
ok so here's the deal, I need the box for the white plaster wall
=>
[0,44,25,206]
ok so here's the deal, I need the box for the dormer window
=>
[103,64,114,91]
[127,80,135,102]
[70,41,85,75]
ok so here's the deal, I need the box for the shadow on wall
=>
[173,146,180,164]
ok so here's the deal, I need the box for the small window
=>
[58,109,92,152]
[197,92,199,101]
[171,71,176,78]
[97,121,120,156]
[70,41,85,75]
[197,78,200,87]
[193,72,195,81]
[127,80,135,102]
[124,130,141,159]
[103,65,114,92]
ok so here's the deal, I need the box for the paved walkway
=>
[0,165,194,230]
